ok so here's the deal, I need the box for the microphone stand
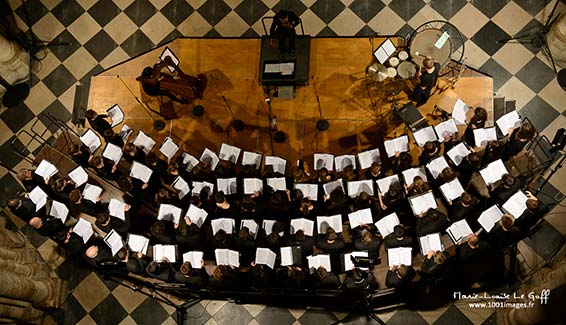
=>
[312,76,329,131]
[210,75,244,131]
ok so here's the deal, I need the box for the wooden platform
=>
[89,37,493,165]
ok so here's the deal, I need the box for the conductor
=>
[270,10,300,57]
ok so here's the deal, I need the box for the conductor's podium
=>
[259,35,311,86]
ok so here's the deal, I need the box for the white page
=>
[435,31,450,48]
[219,143,241,164]
[409,192,438,216]
[290,218,314,237]
[200,148,219,171]
[479,159,508,185]
[228,250,240,267]
[49,200,69,223]
[473,127,498,147]
[242,151,262,169]
[375,213,400,237]
[35,160,58,181]
[130,161,153,183]
[243,178,263,194]
[211,218,235,235]
[280,62,294,75]
[262,219,284,236]
[419,233,443,255]
[402,167,428,186]
[446,142,471,166]
[215,249,228,265]
[376,174,400,194]
[74,218,94,243]
[280,247,295,266]
[439,179,465,202]
[119,124,133,142]
[502,190,529,219]
[191,181,214,197]
[452,99,469,125]
[133,131,156,154]
[217,177,237,195]
[426,156,450,179]
[82,183,102,203]
[153,244,176,263]
[373,38,396,64]
[447,219,473,244]
[313,153,334,171]
[266,177,286,192]
[496,110,521,136]
[68,166,88,187]
[294,183,318,201]
[335,155,356,172]
[102,143,123,165]
[413,126,438,147]
[387,247,412,266]
[106,104,124,127]
[127,234,150,255]
[348,208,373,227]
[181,152,200,172]
[307,254,332,272]
[344,251,369,271]
[159,137,179,161]
[172,176,190,199]
[357,148,381,169]
[108,198,127,221]
[478,205,504,232]
[240,219,259,238]
[265,156,286,174]
[185,204,208,228]
[255,248,277,269]
[104,229,123,256]
[347,180,374,198]
[160,47,180,73]
[157,204,182,224]
[182,251,204,269]
[384,135,409,157]
[323,179,344,196]
[317,215,343,234]
[434,118,458,141]
[80,129,101,152]
[29,186,48,211]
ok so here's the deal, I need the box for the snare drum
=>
[386,67,397,78]
[398,51,409,61]
[388,57,399,67]
[398,61,417,79]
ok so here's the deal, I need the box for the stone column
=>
[0,32,30,90]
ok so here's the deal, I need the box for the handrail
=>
[261,16,305,36]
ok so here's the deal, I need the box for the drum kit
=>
[366,50,418,82]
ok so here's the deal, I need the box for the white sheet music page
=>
[211,218,235,235]
[335,155,356,172]
[157,204,182,224]
[409,192,438,216]
[317,215,343,234]
[313,153,334,171]
[446,142,471,166]
[439,178,465,202]
[186,204,208,228]
[290,218,314,237]
[243,178,263,194]
[108,198,127,221]
[265,156,287,174]
[375,213,400,237]
[102,143,123,165]
[502,191,529,219]
[402,167,428,186]
[357,148,381,169]
[217,177,237,195]
[479,159,508,185]
[347,179,374,198]
[452,99,469,125]
[426,156,450,179]
[419,233,443,255]
[496,110,521,136]
[240,219,259,238]
[447,219,473,244]
[200,148,220,171]
[82,184,102,203]
[434,118,458,141]
[384,135,409,157]
[376,174,400,194]
[387,247,412,266]
[159,137,179,161]
[219,143,241,164]
[128,234,150,255]
[172,176,190,199]
[348,208,373,227]
[74,218,94,243]
[35,160,58,181]
[182,251,204,269]
[68,166,88,187]
[344,251,369,271]
[473,127,497,147]
[29,186,48,211]
[181,152,200,172]
[413,126,438,147]
[242,151,262,169]
[255,248,277,269]
[160,47,180,73]
[266,177,286,192]
[307,254,332,272]
[130,161,153,183]
[478,205,504,232]
[323,179,344,196]
[106,104,124,127]
[294,183,318,201]
[133,131,156,154]
[80,129,101,152]
[104,229,123,256]
[49,200,69,223]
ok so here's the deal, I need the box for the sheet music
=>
[266,177,286,192]
[160,46,180,73]
[478,205,504,232]
[240,219,259,239]
[479,159,508,185]
[35,160,58,181]
[255,248,277,269]
[335,155,356,172]
[159,137,179,161]
[439,178,465,202]
[200,148,220,171]
[127,234,150,255]
[375,213,400,237]
[265,156,286,174]
[317,215,343,234]
[191,181,214,196]
[348,208,373,227]
[182,251,204,269]
[211,218,235,235]
[80,129,101,152]
[387,247,412,266]
[376,175,400,194]
[447,219,473,244]
[357,148,381,169]
[133,131,156,154]
[323,179,344,196]
[294,183,318,201]
[402,167,428,186]
[172,176,190,199]
[496,110,521,136]
[217,177,237,195]
[408,191,438,216]
[434,118,458,141]
[119,124,133,142]
[242,151,262,169]
[290,218,314,237]
[384,135,409,157]
[29,186,48,211]
[157,204,182,224]
[343,251,369,271]
[373,38,396,64]
[108,198,127,221]
[186,204,208,228]
[106,104,124,127]
[82,184,102,203]
[73,218,94,243]
[102,143,123,165]
[219,143,241,164]
[307,254,332,272]
[426,156,450,179]
[419,233,443,255]
[130,161,153,183]
[452,99,469,125]
[262,219,284,236]
[473,127,497,147]
[214,249,239,267]
[435,31,450,49]
[153,244,176,263]
[280,246,300,266]
[413,126,438,147]
[104,229,123,256]
[49,200,69,223]
[243,178,263,194]
[181,152,200,172]
[68,166,88,187]
[502,190,528,219]
[347,180,374,198]
[313,153,334,171]
[446,142,471,166]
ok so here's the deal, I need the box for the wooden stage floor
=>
[89,38,493,165]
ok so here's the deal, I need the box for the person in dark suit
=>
[69,144,92,167]
[29,216,67,238]
[456,152,482,186]
[16,168,49,192]
[49,177,75,204]
[316,227,345,254]
[309,266,340,289]
[490,174,523,204]
[503,121,535,161]
[250,262,275,288]
[515,195,545,233]
[146,259,176,282]
[276,265,306,288]
[420,250,451,277]
[270,10,300,56]
[85,109,112,135]
[150,220,176,245]
[353,229,381,259]
[122,143,146,165]
[234,227,257,266]
[418,141,441,166]
[410,56,440,106]
[385,265,416,288]
[176,216,204,252]
[391,152,414,174]
[90,155,119,180]
[482,140,503,166]
[489,214,522,249]
[69,189,105,217]
[7,197,41,222]
[456,234,490,264]
[342,267,377,292]
[463,107,488,147]
[286,230,314,263]
[415,209,448,236]
[449,192,480,223]
[95,211,131,236]
[384,225,413,249]
[126,251,150,275]
[83,238,114,268]
[209,265,242,290]
[364,162,386,181]
[174,261,208,289]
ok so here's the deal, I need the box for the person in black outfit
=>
[420,250,451,277]
[463,107,487,147]
[95,212,131,236]
[83,239,114,268]
[418,141,441,166]
[503,121,535,161]
[123,143,146,165]
[489,214,522,249]
[410,56,440,106]
[29,216,67,238]
[364,162,385,181]
[90,155,119,180]
[490,174,522,204]
[209,265,242,290]
[316,227,345,254]
[103,128,125,148]
[353,228,381,259]
[515,195,545,233]
[309,266,340,289]
[213,191,240,220]
[456,152,482,186]
[449,192,480,224]
[270,10,300,56]
[16,168,49,192]
[482,140,503,165]
[69,189,105,217]
[49,177,76,204]
[150,220,176,244]
[85,109,112,135]
[385,265,416,288]
[126,251,150,275]
[146,259,176,282]
[250,262,275,288]
[176,216,204,251]
[234,227,257,265]
[456,234,490,264]
[69,144,92,167]
[391,152,413,174]
[7,197,41,222]
[174,261,208,289]
[54,228,85,256]
[342,268,377,292]
[384,225,413,249]
[416,209,448,236]
[276,265,306,288]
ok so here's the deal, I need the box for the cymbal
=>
[366,63,388,82]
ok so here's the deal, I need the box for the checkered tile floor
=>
[1,0,565,324]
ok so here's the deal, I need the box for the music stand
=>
[395,102,428,132]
